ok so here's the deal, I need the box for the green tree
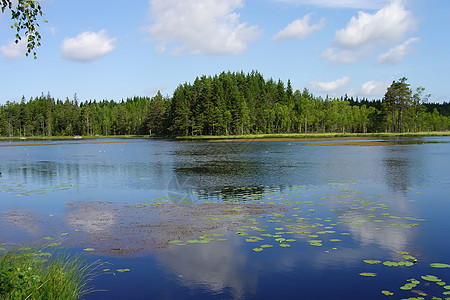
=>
[1,0,46,58]
[383,77,412,132]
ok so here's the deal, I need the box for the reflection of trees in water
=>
[171,141,317,192]
[382,144,425,193]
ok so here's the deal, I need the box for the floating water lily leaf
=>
[83,248,95,252]
[400,283,417,290]
[116,269,130,272]
[359,272,377,277]
[381,290,394,296]
[60,232,69,236]
[253,248,263,252]
[42,237,54,241]
[47,243,61,247]
[421,275,441,282]
[279,243,290,248]
[275,238,286,242]
[402,255,416,261]
[308,240,323,247]
[168,240,184,244]
[383,261,399,267]
[430,263,450,268]
[329,239,342,242]
[443,291,450,295]
[340,232,351,236]
[444,285,450,289]
[286,239,296,242]
[364,260,382,265]
[260,244,273,248]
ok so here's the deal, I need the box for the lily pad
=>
[253,248,263,252]
[168,240,184,244]
[279,243,291,248]
[381,290,394,296]
[46,243,61,247]
[116,269,130,272]
[430,263,450,268]
[364,260,382,265]
[83,248,95,252]
[359,272,377,277]
[42,237,54,241]
[383,261,399,267]
[402,255,416,261]
[421,275,441,282]
[260,244,273,248]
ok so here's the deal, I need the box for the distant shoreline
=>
[1,131,449,143]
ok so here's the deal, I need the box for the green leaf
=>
[168,240,184,244]
[83,248,95,252]
[363,260,382,265]
[383,261,399,267]
[421,275,441,282]
[253,248,263,252]
[381,290,394,296]
[359,272,377,277]
[430,263,450,268]
[116,269,130,272]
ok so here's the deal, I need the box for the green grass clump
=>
[0,248,98,300]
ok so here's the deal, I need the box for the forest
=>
[1,71,449,137]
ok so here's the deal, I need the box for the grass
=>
[0,247,99,300]
[175,131,450,140]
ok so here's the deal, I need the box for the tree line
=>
[1,71,449,137]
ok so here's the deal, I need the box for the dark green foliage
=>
[0,72,449,137]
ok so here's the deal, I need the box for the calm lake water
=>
[1,137,449,299]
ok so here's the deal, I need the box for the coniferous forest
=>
[1,71,449,138]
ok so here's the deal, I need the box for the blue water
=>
[1,137,449,299]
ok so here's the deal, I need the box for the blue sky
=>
[1,0,449,105]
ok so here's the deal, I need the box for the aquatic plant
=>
[0,247,99,300]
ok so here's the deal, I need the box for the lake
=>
[1,137,450,299]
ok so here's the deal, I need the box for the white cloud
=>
[377,37,420,64]
[320,48,361,63]
[310,76,350,93]
[0,39,27,59]
[147,0,260,55]
[334,0,415,49]
[274,0,390,9]
[349,79,391,98]
[60,30,116,62]
[273,14,325,41]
